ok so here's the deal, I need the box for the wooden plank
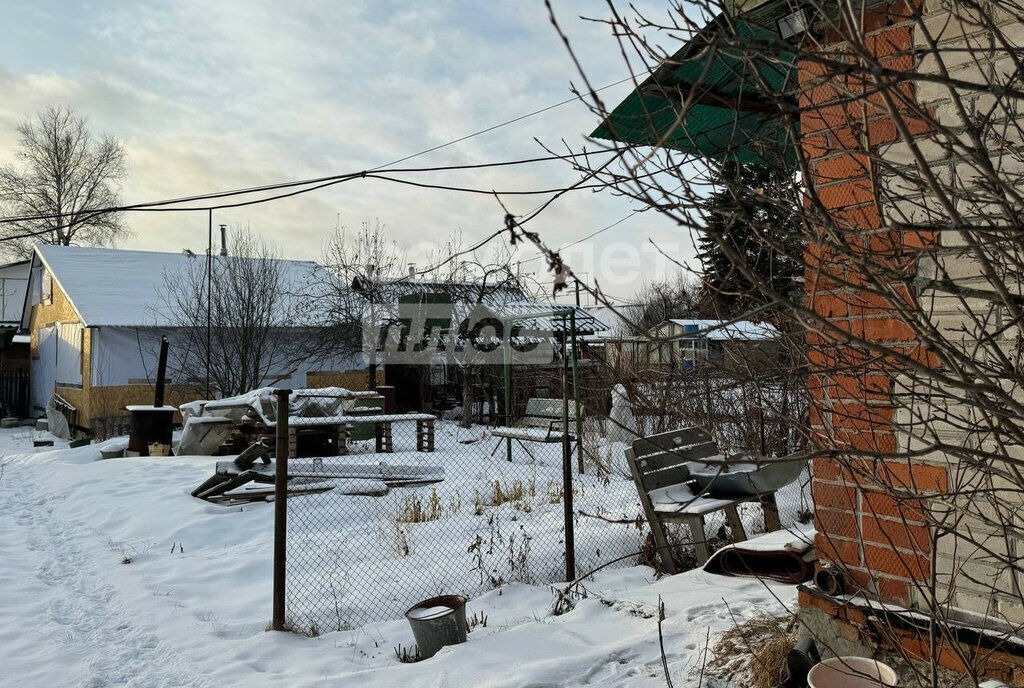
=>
[641,465,693,492]
[233,441,271,469]
[760,492,782,532]
[724,504,747,542]
[626,447,678,575]
[196,470,259,499]
[190,473,230,498]
[209,485,336,504]
[635,446,719,471]
[681,513,711,564]
[215,459,445,484]
[632,427,714,457]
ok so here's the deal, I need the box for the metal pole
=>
[569,310,584,474]
[368,289,377,390]
[154,336,169,408]
[560,314,575,581]
[271,388,291,631]
[206,210,212,399]
[503,324,512,462]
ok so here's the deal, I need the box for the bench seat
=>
[648,484,743,516]
[491,426,573,442]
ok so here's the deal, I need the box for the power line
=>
[0,73,642,272]
[373,75,637,170]
[0,69,640,228]
[0,150,618,225]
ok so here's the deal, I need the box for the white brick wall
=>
[877,1,1024,627]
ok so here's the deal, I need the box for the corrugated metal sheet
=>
[591,15,797,167]
[482,301,608,334]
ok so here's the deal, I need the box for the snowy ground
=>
[0,426,800,687]
[284,421,810,630]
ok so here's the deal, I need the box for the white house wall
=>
[91,327,169,387]
[55,322,83,387]
[31,325,57,413]
[91,326,364,392]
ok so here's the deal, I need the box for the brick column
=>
[799,0,945,606]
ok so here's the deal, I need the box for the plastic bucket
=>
[404,594,468,659]
[807,657,898,688]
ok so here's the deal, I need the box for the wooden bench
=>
[625,427,782,573]
[491,398,579,461]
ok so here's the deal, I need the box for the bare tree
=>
[634,273,702,331]
[422,235,541,427]
[161,227,323,397]
[0,105,129,258]
[321,219,409,390]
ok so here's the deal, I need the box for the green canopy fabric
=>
[591,16,798,168]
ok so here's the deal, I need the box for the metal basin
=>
[689,452,806,496]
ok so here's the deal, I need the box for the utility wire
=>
[0,70,639,227]
[0,151,618,224]
[372,75,637,170]
[0,73,641,273]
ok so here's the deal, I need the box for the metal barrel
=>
[404,594,468,659]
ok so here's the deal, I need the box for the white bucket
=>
[807,657,898,688]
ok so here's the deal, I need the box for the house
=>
[595,0,1024,681]
[366,276,605,413]
[20,244,364,434]
[585,312,779,372]
[0,260,31,415]
[647,318,780,369]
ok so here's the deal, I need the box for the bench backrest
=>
[627,427,721,492]
[521,397,580,427]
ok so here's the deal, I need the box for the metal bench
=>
[625,427,782,572]
[491,397,579,461]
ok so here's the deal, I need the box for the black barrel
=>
[127,405,175,456]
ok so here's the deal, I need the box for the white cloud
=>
[0,0,700,300]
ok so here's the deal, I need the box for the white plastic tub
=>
[807,657,898,688]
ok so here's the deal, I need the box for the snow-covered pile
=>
[0,428,800,686]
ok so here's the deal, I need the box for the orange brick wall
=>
[800,0,947,608]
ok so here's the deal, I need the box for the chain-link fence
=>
[270,384,810,635]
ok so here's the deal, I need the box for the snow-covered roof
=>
[27,244,334,328]
[581,303,645,339]
[663,318,779,341]
[386,278,528,308]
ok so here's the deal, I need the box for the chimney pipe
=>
[219,224,228,256]
[154,336,169,408]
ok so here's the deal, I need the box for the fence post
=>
[569,309,584,475]
[271,387,291,631]
[560,315,576,581]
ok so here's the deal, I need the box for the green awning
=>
[591,15,798,168]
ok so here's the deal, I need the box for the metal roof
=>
[482,301,607,334]
[591,14,797,167]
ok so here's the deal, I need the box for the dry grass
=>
[396,489,461,523]
[705,613,795,688]
[474,479,536,513]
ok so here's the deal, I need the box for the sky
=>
[0,0,702,303]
